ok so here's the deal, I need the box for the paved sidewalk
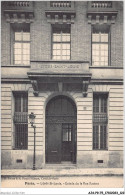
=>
[1,168,124,177]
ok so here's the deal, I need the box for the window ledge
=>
[31,60,89,63]
[2,65,30,68]
[90,66,123,69]
[93,149,108,151]
[13,149,28,150]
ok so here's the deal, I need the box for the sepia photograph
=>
[0,0,124,194]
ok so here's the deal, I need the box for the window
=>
[62,124,72,142]
[13,92,28,149]
[93,93,108,150]
[12,24,30,65]
[92,25,110,66]
[52,25,71,60]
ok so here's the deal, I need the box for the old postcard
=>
[1,0,124,194]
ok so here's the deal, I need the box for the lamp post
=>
[29,112,36,170]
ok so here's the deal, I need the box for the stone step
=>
[44,162,76,169]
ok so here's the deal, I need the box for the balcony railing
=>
[3,1,34,22]
[13,112,28,123]
[87,1,118,23]
[45,1,75,24]
[3,1,30,7]
[87,1,117,13]
[2,1,34,11]
[91,1,112,8]
[50,1,71,8]
[93,113,108,124]
[46,1,74,11]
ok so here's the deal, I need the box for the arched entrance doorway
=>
[45,95,77,163]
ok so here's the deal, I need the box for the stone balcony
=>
[87,1,118,24]
[2,1,34,11]
[2,1,34,23]
[87,1,117,13]
[45,1,76,24]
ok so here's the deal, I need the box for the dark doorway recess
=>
[45,95,77,164]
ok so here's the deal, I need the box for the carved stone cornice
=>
[2,1,34,23]
[4,11,34,23]
[87,13,118,25]
[87,1,118,25]
[29,76,91,97]
[27,61,91,97]
[45,12,76,24]
[45,1,76,24]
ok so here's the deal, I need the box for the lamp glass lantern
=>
[29,112,36,126]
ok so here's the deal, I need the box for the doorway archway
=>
[45,95,77,163]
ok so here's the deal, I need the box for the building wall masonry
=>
[1,83,123,169]
[1,1,123,66]
[1,1,124,169]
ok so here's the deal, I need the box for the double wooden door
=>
[45,96,77,163]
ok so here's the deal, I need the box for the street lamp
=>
[29,112,36,170]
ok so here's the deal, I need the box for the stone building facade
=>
[1,1,123,169]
